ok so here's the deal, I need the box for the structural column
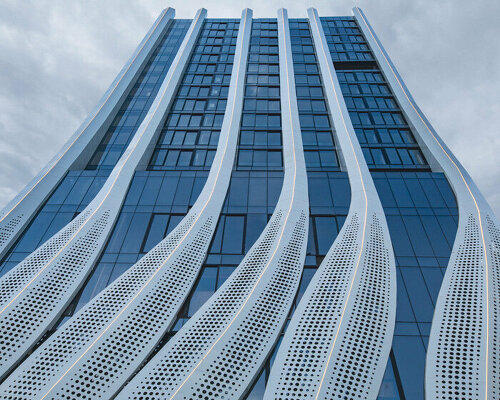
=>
[0,8,253,400]
[264,8,396,400]
[0,8,175,260]
[353,7,500,399]
[0,9,206,380]
[116,8,309,400]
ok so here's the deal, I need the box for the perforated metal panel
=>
[0,8,175,261]
[320,214,392,400]
[487,215,500,399]
[0,214,213,399]
[425,208,500,400]
[119,211,308,400]
[0,10,205,380]
[352,7,500,399]
[263,9,396,400]
[0,209,91,304]
[117,8,310,400]
[429,215,484,399]
[0,8,251,400]
[0,214,23,250]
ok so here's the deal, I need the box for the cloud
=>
[0,0,499,216]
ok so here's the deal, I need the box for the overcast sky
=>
[0,0,499,215]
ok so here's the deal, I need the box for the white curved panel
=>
[0,10,206,380]
[117,8,309,400]
[0,9,251,400]
[352,7,500,399]
[0,8,175,260]
[263,8,396,400]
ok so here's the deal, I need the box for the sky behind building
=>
[0,0,499,215]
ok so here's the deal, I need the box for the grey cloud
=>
[0,0,499,215]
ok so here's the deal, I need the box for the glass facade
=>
[172,17,284,353]
[2,9,483,400]
[321,16,458,400]
[149,19,240,171]
[374,171,458,400]
[244,18,351,398]
[88,20,192,170]
[56,19,241,328]
[321,17,427,171]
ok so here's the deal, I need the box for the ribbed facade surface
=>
[0,7,497,400]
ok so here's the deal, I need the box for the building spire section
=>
[0,8,175,260]
[116,8,310,399]
[0,8,205,381]
[263,8,396,400]
[352,7,500,399]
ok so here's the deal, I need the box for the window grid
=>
[148,20,240,170]
[338,70,428,170]
[321,17,429,171]
[320,16,373,62]
[237,19,283,171]
[374,171,458,400]
[88,19,191,170]
[290,19,340,171]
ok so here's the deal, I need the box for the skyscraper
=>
[0,6,497,399]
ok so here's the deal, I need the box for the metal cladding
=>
[117,8,309,399]
[352,7,500,399]
[263,8,396,400]
[0,6,496,400]
[0,8,249,399]
[0,9,205,380]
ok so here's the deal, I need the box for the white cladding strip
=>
[0,9,252,400]
[117,8,309,400]
[352,7,500,399]
[0,8,175,260]
[0,10,206,381]
[264,8,396,400]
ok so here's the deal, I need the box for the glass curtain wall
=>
[321,16,459,400]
